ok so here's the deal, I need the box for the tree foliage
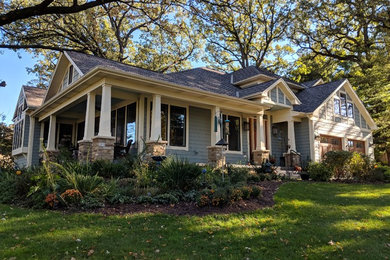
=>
[190,0,294,71]
[1,0,201,87]
[290,0,390,159]
[0,114,13,156]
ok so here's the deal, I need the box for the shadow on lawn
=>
[1,182,390,259]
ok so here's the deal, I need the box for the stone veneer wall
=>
[91,137,115,161]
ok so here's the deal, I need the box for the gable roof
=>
[238,79,279,97]
[231,66,304,88]
[23,86,46,108]
[293,79,346,113]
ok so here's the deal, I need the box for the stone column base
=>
[207,146,225,168]
[43,149,59,162]
[252,150,270,165]
[78,140,92,162]
[92,136,115,161]
[284,152,301,167]
[145,140,168,162]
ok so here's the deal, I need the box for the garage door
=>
[348,139,365,154]
[320,135,342,158]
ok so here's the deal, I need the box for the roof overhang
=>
[32,66,270,120]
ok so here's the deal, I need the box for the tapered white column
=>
[47,115,56,150]
[98,84,112,137]
[83,92,96,140]
[211,106,221,145]
[150,94,161,141]
[287,120,296,152]
[137,95,145,152]
[27,116,35,166]
[256,111,266,150]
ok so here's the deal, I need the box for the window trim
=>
[147,100,189,151]
[221,112,243,154]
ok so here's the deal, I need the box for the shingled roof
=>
[23,86,46,108]
[293,79,346,113]
[65,51,346,114]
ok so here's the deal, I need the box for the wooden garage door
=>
[348,139,365,154]
[320,135,342,158]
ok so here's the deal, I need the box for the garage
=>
[348,139,365,154]
[320,135,342,158]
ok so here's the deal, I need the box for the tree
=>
[290,0,390,160]
[190,0,294,72]
[1,0,201,88]
[0,0,118,26]
[0,114,13,156]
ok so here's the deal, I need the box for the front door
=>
[319,135,342,158]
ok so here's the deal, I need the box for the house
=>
[12,51,377,168]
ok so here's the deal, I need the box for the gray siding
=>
[294,118,311,165]
[31,118,41,166]
[271,122,288,166]
[167,106,211,163]
[23,116,30,148]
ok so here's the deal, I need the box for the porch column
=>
[47,115,56,151]
[256,111,266,150]
[79,92,96,162]
[145,94,167,161]
[210,106,221,145]
[83,92,95,140]
[287,120,296,152]
[137,95,145,153]
[150,94,161,141]
[98,84,112,137]
[26,116,36,167]
[91,84,114,161]
[252,110,269,165]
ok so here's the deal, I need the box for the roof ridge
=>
[65,50,163,74]
[309,78,345,88]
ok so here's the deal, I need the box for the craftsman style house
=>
[12,51,376,168]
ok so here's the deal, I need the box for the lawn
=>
[1,182,389,259]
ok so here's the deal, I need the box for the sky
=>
[0,50,38,124]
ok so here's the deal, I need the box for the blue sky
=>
[0,50,38,124]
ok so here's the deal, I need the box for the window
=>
[334,98,340,115]
[340,93,347,116]
[347,140,354,147]
[12,120,24,150]
[68,65,74,84]
[347,102,354,118]
[150,103,187,147]
[222,114,241,151]
[126,103,137,145]
[116,107,125,144]
[169,106,186,147]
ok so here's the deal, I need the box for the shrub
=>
[370,165,390,182]
[227,166,249,184]
[61,189,83,207]
[307,162,332,181]
[347,152,372,180]
[251,186,261,198]
[240,186,252,199]
[132,162,157,188]
[323,151,353,179]
[137,195,153,204]
[62,172,104,195]
[152,194,179,204]
[157,157,202,191]
[81,195,105,209]
[183,190,199,202]
[91,160,130,178]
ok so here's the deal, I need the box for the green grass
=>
[1,182,390,259]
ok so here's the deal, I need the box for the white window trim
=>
[146,100,189,151]
[221,112,243,154]
[165,103,189,151]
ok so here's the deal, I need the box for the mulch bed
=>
[92,181,282,216]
